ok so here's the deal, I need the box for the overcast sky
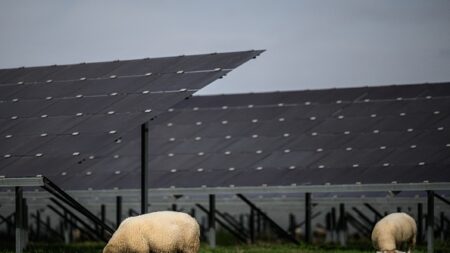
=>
[1,0,449,95]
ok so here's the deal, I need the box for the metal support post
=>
[208,194,216,248]
[331,207,337,242]
[305,192,312,243]
[256,211,261,235]
[141,122,149,214]
[46,216,51,236]
[172,204,177,211]
[116,196,122,228]
[427,190,434,253]
[289,213,296,236]
[338,203,347,247]
[249,208,255,243]
[63,211,70,244]
[239,214,244,230]
[418,203,423,244]
[15,187,24,253]
[36,210,40,240]
[325,212,332,242]
[23,199,28,247]
[101,204,106,239]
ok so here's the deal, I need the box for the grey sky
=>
[1,0,449,95]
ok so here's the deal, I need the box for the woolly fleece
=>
[371,212,417,253]
[103,211,200,253]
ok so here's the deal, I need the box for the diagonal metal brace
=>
[236,193,300,245]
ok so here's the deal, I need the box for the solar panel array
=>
[0,50,264,189]
[135,83,449,189]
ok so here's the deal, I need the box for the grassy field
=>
[0,242,440,253]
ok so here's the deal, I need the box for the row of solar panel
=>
[2,91,447,135]
[0,51,259,85]
[0,71,228,102]
[18,163,444,190]
[157,98,450,123]
[1,114,447,158]
[170,83,450,107]
[3,133,447,175]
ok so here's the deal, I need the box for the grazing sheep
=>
[371,212,417,253]
[103,211,200,253]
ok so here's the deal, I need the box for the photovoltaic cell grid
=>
[108,82,449,190]
[0,50,264,189]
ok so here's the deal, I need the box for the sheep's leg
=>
[406,236,416,253]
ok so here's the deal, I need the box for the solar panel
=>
[107,82,449,189]
[0,50,264,190]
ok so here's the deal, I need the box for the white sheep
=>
[371,212,417,253]
[103,211,200,253]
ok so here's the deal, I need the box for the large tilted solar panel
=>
[98,82,449,189]
[0,50,264,189]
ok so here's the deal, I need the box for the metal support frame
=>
[325,212,331,242]
[116,196,122,228]
[141,122,149,214]
[338,203,347,247]
[196,203,247,243]
[49,197,103,240]
[47,204,97,241]
[208,195,216,247]
[219,212,248,238]
[434,193,450,206]
[0,177,44,188]
[249,208,255,243]
[288,213,296,237]
[304,192,312,243]
[35,210,40,240]
[331,207,337,242]
[0,213,14,237]
[63,210,70,244]
[345,212,371,237]
[41,176,114,236]
[236,193,300,245]
[22,198,29,247]
[296,211,322,228]
[426,190,434,253]
[418,203,423,244]
[116,182,450,195]
[46,216,51,237]
[256,211,261,234]
[30,213,63,241]
[101,204,106,239]
[352,207,375,228]
[15,186,24,253]
[128,208,139,217]
[363,203,383,220]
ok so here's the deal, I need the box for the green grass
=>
[0,243,420,253]
[0,241,448,253]
[200,243,372,253]
[0,243,376,253]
